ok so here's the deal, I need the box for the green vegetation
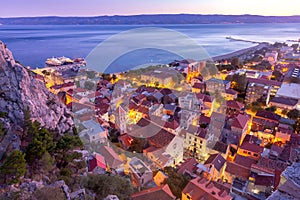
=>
[226,73,247,93]
[86,70,96,79]
[34,187,67,200]
[265,106,277,113]
[271,70,283,81]
[84,80,95,90]
[81,174,134,200]
[0,111,8,118]
[287,109,300,120]
[0,121,6,138]
[123,65,162,79]
[129,138,147,153]
[0,150,27,185]
[163,166,191,198]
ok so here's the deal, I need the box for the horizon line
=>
[1,13,300,18]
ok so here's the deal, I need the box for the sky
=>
[1,0,300,17]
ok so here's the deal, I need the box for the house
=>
[268,96,298,110]
[224,155,256,183]
[144,147,173,169]
[176,158,198,175]
[192,82,206,93]
[274,123,293,144]
[196,93,214,116]
[88,153,107,173]
[246,164,276,199]
[153,171,168,186]
[206,78,231,93]
[129,157,153,187]
[182,177,232,200]
[246,77,282,97]
[140,68,175,87]
[222,100,245,118]
[131,184,176,200]
[118,133,133,150]
[80,119,108,144]
[178,92,200,111]
[99,145,123,170]
[163,104,177,116]
[182,126,208,161]
[277,83,300,101]
[264,51,278,65]
[203,153,226,181]
[180,110,198,129]
[252,110,280,132]
[245,82,271,104]
[223,88,238,100]
[230,113,250,144]
[237,135,263,160]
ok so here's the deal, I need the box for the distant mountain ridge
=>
[1,14,300,25]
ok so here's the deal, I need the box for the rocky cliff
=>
[0,41,73,133]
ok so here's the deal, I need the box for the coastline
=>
[212,42,269,61]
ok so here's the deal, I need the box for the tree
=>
[271,70,283,81]
[38,151,55,174]
[81,174,134,200]
[129,138,146,153]
[265,106,277,113]
[0,150,27,185]
[163,166,191,198]
[0,122,6,138]
[287,109,300,120]
[84,81,95,90]
[226,73,247,93]
[231,57,241,68]
[26,124,56,163]
[86,71,96,79]
[56,134,83,152]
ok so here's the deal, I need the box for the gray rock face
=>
[0,41,73,133]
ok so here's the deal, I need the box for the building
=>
[237,135,263,161]
[182,177,232,200]
[276,83,300,101]
[99,145,123,170]
[178,92,200,111]
[206,78,231,93]
[264,51,278,65]
[246,82,271,104]
[268,96,298,110]
[252,110,281,132]
[129,157,153,187]
[88,153,106,173]
[203,153,226,181]
[246,77,282,97]
[131,184,176,200]
[80,119,108,144]
[182,125,208,161]
[140,68,175,87]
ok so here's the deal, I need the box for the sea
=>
[0,24,299,73]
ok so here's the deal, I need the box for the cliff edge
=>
[0,41,73,133]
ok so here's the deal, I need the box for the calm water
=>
[0,24,299,72]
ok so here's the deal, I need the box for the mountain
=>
[1,14,300,25]
[0,41,73,134]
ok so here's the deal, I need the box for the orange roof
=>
[183,177,232,200]
[131,184,176,200]
[231,114,249,129]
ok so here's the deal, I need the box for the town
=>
[32,41,300,200]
